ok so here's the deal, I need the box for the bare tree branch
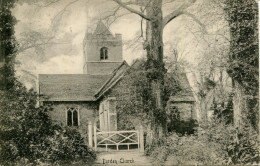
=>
[18,0,81,54]
[162,0,197,27]
[32,0,61,7]
[50,0,81,32]
[162,0,177,5]
[102,5,122,19]
[182,11,207,33]
[112,0,151,20]
[106,12,133,28]
[18,41,70,53]
[140,7,145,39]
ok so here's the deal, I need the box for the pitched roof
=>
[169,73,195,102]
[95,60,195,102]
[94,21,112,35]
[39,74,111,101]
[38,61,194,103]
[95,61,129,98]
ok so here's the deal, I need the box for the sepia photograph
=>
[0,0,259,165]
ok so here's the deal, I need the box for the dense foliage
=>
[0,0,17,90]
[0,80,97,165]
[0,1,96,164]
[149,119,259,165]
[146,1,259,165]
[213,94,233,124]
[167,118,198,135]
[224,0,259,129]
[112,59,181,131]
[225,0,258,92]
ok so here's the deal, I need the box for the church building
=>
[38,21,196,138]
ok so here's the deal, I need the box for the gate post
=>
[88,121,93,148]
[94,122,97,151]
[139,125,144,153]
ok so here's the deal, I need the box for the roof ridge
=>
[94,61,129,98]
[39,74,111,101]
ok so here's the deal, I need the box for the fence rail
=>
[96,129,139,151]
[88,122,144,152]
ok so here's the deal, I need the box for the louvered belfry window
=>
[67,107,79,126]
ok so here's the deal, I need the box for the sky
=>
[12,0,229,90]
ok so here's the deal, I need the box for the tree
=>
[0,0,17,90]
[111,59,182,140]
[224,0,258,129]
[109,0,200,145]
[177,0,258,129]
[0,1,97,164]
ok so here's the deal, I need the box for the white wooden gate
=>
[88,122,144,152]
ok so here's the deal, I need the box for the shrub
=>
[0,80,96,165]
[167,118,198,135]
[45,127,97,165]
[148,119,259,165]
[199,119,259,164]
[213,96,233,125]
[148,133,227,165]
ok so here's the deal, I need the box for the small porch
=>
[87,97,144,152]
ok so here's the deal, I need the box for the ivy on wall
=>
[109,59,182,130]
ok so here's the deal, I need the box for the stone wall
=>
[84,34,122,62]
[83,33,123,75]
[99,78,144,130]
[168,102,196,121]
[100,79,197,130]
[43,101,99,139]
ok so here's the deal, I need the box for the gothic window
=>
[67,107,79,126]
[100,47,108,60]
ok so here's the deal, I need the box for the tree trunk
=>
[199,89,215,122]
[200,97,208,122]
[224,0,258,130]
[232,80,246,129]
[144,0,166,147]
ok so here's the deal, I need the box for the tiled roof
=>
[170,73,195,102]
[95,61,129,98]
[39,74,111,101]
[38,62,194,103]
[94,60,194,102]
[94,21,112,35]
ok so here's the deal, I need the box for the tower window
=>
[100,47,108,60]
[67,107,79,126]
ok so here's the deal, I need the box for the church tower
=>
[83,21,123,75]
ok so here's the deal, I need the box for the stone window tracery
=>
[67,107,79,126]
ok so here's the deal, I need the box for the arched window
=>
[73,110,78,126]
[67,107,79,126]
[67,110,72,126]
[100,47,108,60]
